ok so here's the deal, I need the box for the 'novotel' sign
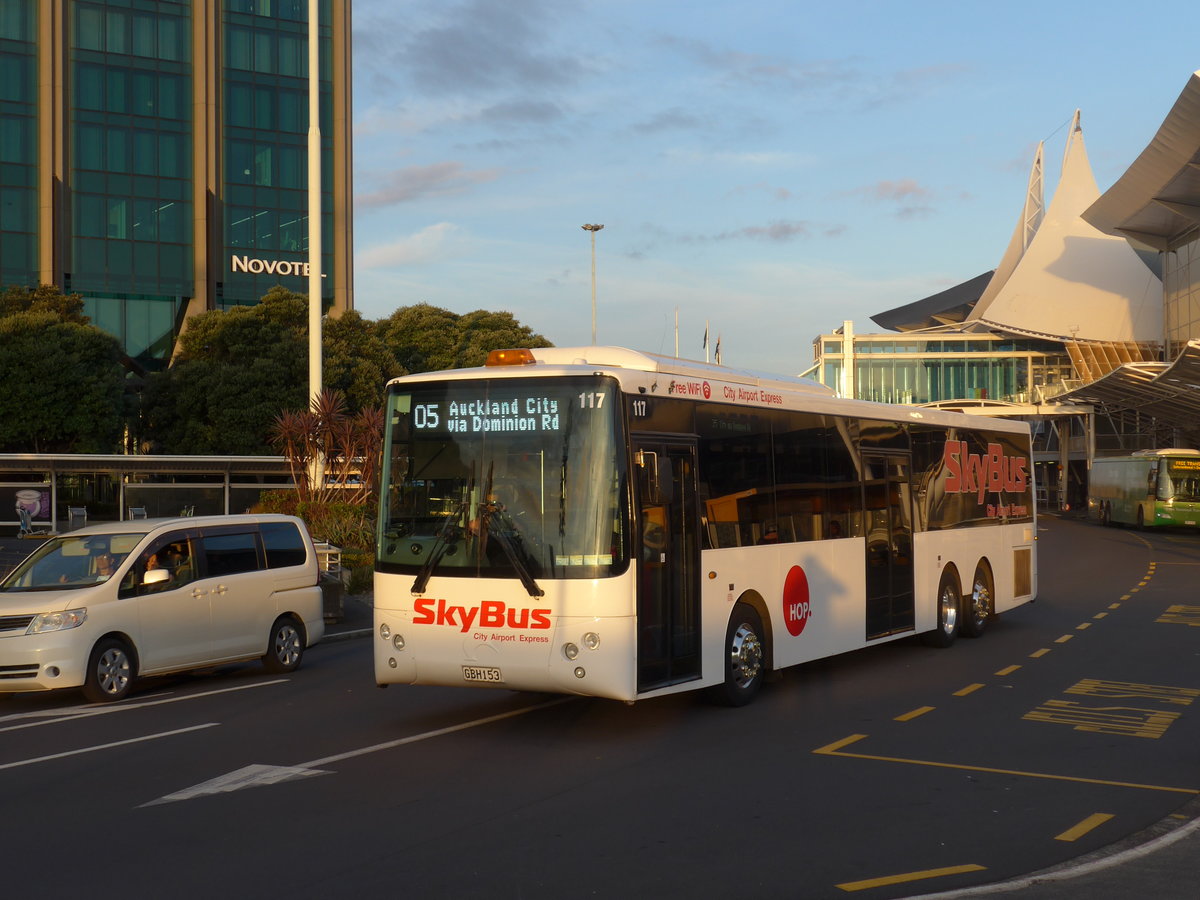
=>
[230,254,311,277]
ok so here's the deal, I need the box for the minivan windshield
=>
[1,533,143,591]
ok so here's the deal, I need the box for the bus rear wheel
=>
[924,569,960,648]
[961,564,993,638]
[709,604,765,707]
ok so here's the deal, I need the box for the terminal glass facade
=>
[1165,228,1200,360]
[816,333,1072,405]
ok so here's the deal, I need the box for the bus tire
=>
[924,568,960,648]
[961,564,993,638]
[709,604,765,707]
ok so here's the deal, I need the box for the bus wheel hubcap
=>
[731,624,763,687]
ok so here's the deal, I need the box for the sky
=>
[349,0,1200,376]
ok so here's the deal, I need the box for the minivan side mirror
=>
[143,568,171,586]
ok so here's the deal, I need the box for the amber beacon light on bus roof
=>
[486,349,537,367]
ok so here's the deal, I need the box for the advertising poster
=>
[4,485,52,521]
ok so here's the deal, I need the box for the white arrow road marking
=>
[143,697,573,806]
[141,763,332,806]
[0,723,219,771]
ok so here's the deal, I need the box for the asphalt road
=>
[1,515,1198,898]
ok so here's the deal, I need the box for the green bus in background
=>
[1088,449,1200,529]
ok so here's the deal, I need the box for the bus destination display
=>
[408,390,606,435]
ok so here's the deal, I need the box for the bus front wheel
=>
[924,569,960,648]
[709,604,765,707]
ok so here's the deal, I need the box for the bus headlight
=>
[380,623,391,640]
[583,632,600,650]
[27,608,87,634]
[393,634,406,651]
[573,667,586,679]
[563,642,580,660]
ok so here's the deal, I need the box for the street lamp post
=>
[582,224,604,344]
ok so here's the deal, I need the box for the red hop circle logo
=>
[782,565,811,636]
[702,381,711,399]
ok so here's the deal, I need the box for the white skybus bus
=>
[374,347,1037,706]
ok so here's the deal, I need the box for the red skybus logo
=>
[413,598,552,633]
[943,441,1028,503]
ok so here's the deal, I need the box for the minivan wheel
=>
[82,637,135,703]
[263,616,304,673]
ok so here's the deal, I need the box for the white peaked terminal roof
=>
[966,112,1163,342]
[971,141,1045,314]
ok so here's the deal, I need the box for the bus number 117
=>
[579,392,606,409]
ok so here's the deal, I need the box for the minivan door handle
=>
[213,584,228,595]
[191,587,207,598]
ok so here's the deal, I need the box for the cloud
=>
[862,178,933,202]
[847,178,936,218]
[474,100,565,126]
[357,0,586,98]
[683,220,845,242]
[358,223,460,269]
[631,108,709,135]
[356,162,502,209]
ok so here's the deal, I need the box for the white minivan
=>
[0,514,325,702]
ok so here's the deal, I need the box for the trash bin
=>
[320,568,345,623]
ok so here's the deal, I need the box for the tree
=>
[380,303,552,373]
[139,287,310,454]
[0,283,89,324]
[324,310,404,411]
[0,308,126,453]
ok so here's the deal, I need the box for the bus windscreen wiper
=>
[410,500,466,595]
[480,501,544,598]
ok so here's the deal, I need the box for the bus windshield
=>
[1159,457,1200,502]
[377,375,628,583]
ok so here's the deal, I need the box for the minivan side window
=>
[202,531,260,576]
[118,532,197,597]
[260,521,307,569]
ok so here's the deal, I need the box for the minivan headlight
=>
[27,608,88,634]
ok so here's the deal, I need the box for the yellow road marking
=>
[837,864,986,892]
[1055,813,1114,842]
[1030,648,1051,658]
[1158,605,1200,626]
[1066,679,1200,706]
[1109,603,1121,609]
[1076,622,1091,630]
[1093,612,1108,620]
[954,683,985,697]
[1024,701,1179,739]
[1054,634,1074,643]
[995,665,1021,676]
[812,735,1198,795]
[895,706,935,721]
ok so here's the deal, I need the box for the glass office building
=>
[0,0,353,369]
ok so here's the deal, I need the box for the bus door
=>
[633,438,701,691]
[863,452,915,639]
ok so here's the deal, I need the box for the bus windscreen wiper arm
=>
[411,502,465,594]
[481,502,544,597]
